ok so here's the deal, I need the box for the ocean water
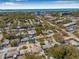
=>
[0,8,79,12]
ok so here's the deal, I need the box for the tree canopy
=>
[44,45,79,59]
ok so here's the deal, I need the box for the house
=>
[6,50,20,58]
[69,40,79,45]
[27,26,35,30]
[28,29,36,38]
[1,48,8,59]
[68,16,79,22]
[34,19,41,25]
[47,30,54,35]
[2,39,9,45]
[2,39,9,48]
[63,22,76,27]
[28,30,36,35]
[43,40,52,49]
[63,22,77,32]
[38,50,45,56]
[20,50,26,55]
[13,54,17,59]
[64,39,79,45]
[27,44,42,53]
[42,30,47,34]
[21,37,29,42]
[29,19,33,25]
[55,20,63,24]
[42,30,54,36]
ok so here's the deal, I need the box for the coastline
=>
[0,8,79,12]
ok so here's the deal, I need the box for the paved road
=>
[37,16,79,42]
[47,20,79,42]
[37,16,61,44]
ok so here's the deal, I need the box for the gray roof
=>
[6,51,19,58]
[2,39,9,45]
[21,37,29,42]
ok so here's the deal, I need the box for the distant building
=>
[35,12,46,16]
[62,12,72,16]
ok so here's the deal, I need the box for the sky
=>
[0,0,79,9]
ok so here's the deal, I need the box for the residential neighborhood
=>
[0,11,79,59]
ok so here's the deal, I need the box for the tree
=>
[36,55,45,59]
[2,31,7,39]
[76,20,79,25]
[25,52,36,59]
[44,45,79,59]
[35,26,42,35]
[11,40,17,47]
[24,52,45,59]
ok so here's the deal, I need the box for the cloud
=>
[3,2,16,5]
[53,1,78,4]
[0,1,79,9]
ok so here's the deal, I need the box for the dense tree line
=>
[44,45,79,59]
